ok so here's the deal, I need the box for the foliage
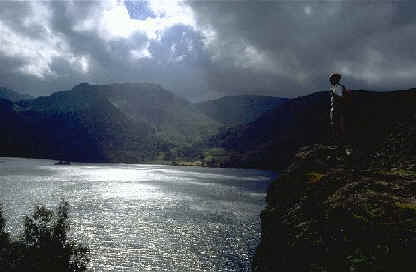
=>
[0,200,89,272]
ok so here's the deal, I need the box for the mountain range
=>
[1,83,415,169]
[0,83,285,164]
[1,85,162,162]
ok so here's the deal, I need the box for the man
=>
[329,73,352,157]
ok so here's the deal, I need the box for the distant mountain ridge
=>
[4,85,162,162]
[195,95,288,126]
[1,83,416,168]
[0,87,33,102]
[72,83,221,145]
[203,89,416,169]
[0,82,220,162]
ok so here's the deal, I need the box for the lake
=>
[0,157,276,272]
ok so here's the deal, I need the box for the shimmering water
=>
[0,157,276,272]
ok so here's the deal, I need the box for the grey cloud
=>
[42,1,214,100]
[0,1,415,101]
[0,2,37,37]
[189,1,416,96]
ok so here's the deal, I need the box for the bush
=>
[0,200,90,272]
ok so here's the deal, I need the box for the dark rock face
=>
[254,136,416,271]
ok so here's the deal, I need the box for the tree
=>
[0,200,90,272]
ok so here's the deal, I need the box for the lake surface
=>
[0,157,276,272]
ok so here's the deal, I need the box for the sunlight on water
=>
[99,182,163,200]
[0,157,276,272]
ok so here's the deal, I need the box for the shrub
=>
[0,200,90,272]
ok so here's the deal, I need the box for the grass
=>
[305,172,326,184]
[377,168,416,178]
[395,201,416,211]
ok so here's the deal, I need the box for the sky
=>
[0,0,415,102]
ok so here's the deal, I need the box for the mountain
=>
[205,89,416,169]
[2,87,163,162]
[2,84,415,166]
[73,83,221,145]
[195,95,288,126]
[0,87,32,102]
[0,82,221,163]
[253,113,416,271]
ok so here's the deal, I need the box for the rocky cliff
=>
[253,114,416,271]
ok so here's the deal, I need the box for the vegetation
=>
[0,83,222,163]
[253,112,416,272]
[0,201,90,272]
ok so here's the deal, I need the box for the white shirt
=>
[331,84,344,97]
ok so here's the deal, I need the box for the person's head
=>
[329,73,341,86]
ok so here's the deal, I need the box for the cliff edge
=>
[253,115,416,271]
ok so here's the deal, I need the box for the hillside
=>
[0,87,32,102]
[253,113,416,271]
[0,83,222,163]
[2,85,416,167]
[2,87,164,162]
[205,89,416,169]
[73,83,221,146]
[195,95,288,126]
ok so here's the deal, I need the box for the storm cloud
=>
[0,0,415,101]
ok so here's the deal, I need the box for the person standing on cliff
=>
[329,73,350,150]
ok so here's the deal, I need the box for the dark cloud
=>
[189,1,416,97]
[0,1,415,101]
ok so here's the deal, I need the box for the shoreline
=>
[0,156,278,172]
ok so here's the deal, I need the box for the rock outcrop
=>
[253,116,416,271]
